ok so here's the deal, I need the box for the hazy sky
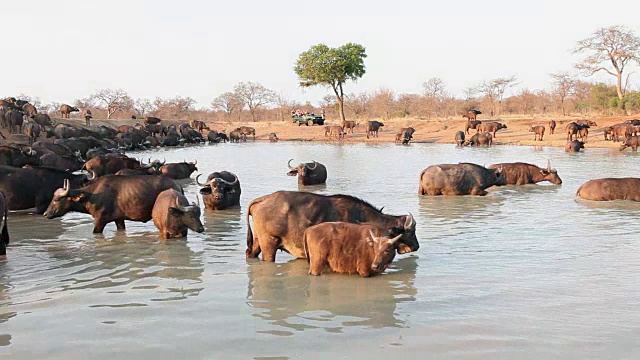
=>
[4,0,640,108]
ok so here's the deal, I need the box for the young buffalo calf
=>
[303,222,402,278]
[152,189,204,239]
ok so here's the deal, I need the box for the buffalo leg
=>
[259,236,280,262]
[93,220,108,234]
[115,220,126,230]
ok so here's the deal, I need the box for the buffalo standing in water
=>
[196,171,241,210]
[159,161,198,179]
[287,159,327,186]
[152,189,204,239]
[488,161,562,185]
[565,140,585,152]
[454,131,465,146]
[577,178,640,201]
[245,191,418,261]
[619,136,640,152]
[418,163,506,196]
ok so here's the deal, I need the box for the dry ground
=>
[2,114,638,149]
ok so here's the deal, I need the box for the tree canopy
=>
[294,43,366,121]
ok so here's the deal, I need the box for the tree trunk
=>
[616,72,624,100]
[332,82,346,122]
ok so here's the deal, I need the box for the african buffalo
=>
[418,163,506,196]
[549,120,556,134]
[159,161,198,179]
[462,109,481,121]
[0,145,40,167]
[83,154,147,177]
[565,140,585,152]
[152,189,204,239]
[22,103,37,118]
[566,122,589,141]
[465,120,482,135]
[0,190,9,258]
[196,171,241,210]
[342,120,358,133]
[229,129,245,143]
[60,104,79,118]
[237,126,256,140]
[466,132,493,147]
[207,130,222,143]
[577,178,640,201]
[488,161,562,185]
[0,166,93,213]
[287,159,327,186]
[245,191,418,261]
[529,125,545,141]
[5,110,24,133]
[40,153,84,171]
[619,136,640,152]
[32,142,73,156]
[23,122,40,144]
[576,120,597,127]
[366,121,384,138]
[455,131,465,146]
[395,130,412,144]
[145,116,162,125]
[605,123,633,142]
[325,125,345,139]
[146,124,166,137]
[480,122,507,138]
[44,175,183,233]
[268,132,279,142]
[303,223,402,277]
[190,120,207,132]
[31,113,54,128]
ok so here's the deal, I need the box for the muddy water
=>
[1,143,639,359]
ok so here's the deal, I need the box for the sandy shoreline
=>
[4,114,638,149]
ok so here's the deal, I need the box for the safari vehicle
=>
[292,113,325,126]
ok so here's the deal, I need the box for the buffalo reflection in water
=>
[246,256,418,334]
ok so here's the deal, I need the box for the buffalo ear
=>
[540,169,549,175]
[168,207,184,216]
[71,193,87,202]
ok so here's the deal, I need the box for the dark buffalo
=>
[625,119,640,126]
[0,190,9,258]
[287,159,327,186]
[83,154,144,177]
[304,223,402,277]
[462,109,481,121]
[418,163,506,196]
[342,121,358,133]
[566,122,589,141]
[395,130,412,144]
[161,135,181,147]
[619,136,640,152]
[40,153,84,171]
[366,121,384,138]
[97,125,118,138]
[152,189,204,239]
[268,132,279,142]
[454,131,465,146]
[23,122,40,144]
[145,116,162,125]
[0,166,92,213]
[565,140,585,152]
[146,124,166,137]
[44,175,183,233]
[60,104,79,118]
[464,120,482,135]
[229,129,245,143]
[549,120,556,134]
[32,142,72,156]
[207,130,222,143]
[182,128,205,143]
[0,145,40,167]
[245,191,418,261]
[466,132,493,147]
[218,133,229,142]
[31,114,54,128]
[577,178,640,201]
[5,110,24,133]
[576,120,597,127]
[488,161,562,185]
[159,161,198,179]
[529,125,545,141]
[196,171,241,210]
[480,122,507,138]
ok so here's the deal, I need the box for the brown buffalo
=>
[0,190,9,258]
[577,178,640,201]
[462,109,481,121]
[454,131,465,146]
[197,171,241,210]
[488,161,562,185]
[23,122,40,144]
[529,125,545,141]
[287,159,327,186]
[31,114,54,128]
[565,140,585,152]
[83,154,146,177]
[60,104,79,118]
[237,126,256,140]
[549,120,556,134]
[325,125,345,139]
[566,122,589,141]
[190,120,207,132]
[342,120,358,133]
[245,191,418,261]
[268,132,279,142]
[465,132,493,147]
[152,189,204,239]
[480,122,507,138]
[159,161,198,179]
[366,121,384,138]
[464,120,482,135]
[303,222,402,277]
[605,123,633,142]
[418,163,506,196]
[619,136,640,152]
[44,175,183,233]
[22,103,37,118]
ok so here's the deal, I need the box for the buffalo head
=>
[287,159,318,178]
[369,230,402,273]
[540,160,562,185]
[385,213,418,254]
[197,173,239,202]
[491,166,507,186]
[168,196,204,233]
[43,179,87,219]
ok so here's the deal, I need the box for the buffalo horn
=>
[87,170,96,181]
[194,159,197,165]
[218,174,238,186]
[368,230,377,241]
[174,196,187,212]
[305,161,318,170]
[404,213,416,229]
[287,159,296,170]
[547,160,551,172]
[61,179,70,197]
[388,234,402,245]
[195,174,207,186]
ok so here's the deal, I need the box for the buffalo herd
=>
[0,98,638,278]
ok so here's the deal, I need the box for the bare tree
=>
[422,77,446,98]
[233,82,276,121]
[132,98,155,117]
[549,72,577,115]
[492,76,518,116]
[344,92,371,119]
[573,25,640,100]
[90,89,133,119]
[370,87,396,120]
[211,92,243,120]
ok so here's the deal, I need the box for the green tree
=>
[590,83,618,114]
[294,43,367,122]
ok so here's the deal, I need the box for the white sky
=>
[3,0,640,108]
